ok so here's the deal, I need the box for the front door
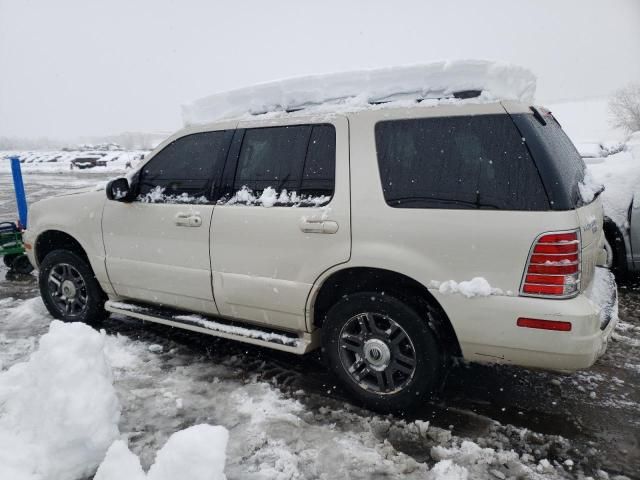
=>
[103,128,234,314]
[211,116,350,331]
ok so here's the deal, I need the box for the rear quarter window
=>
[375,114,549,210]
[511,113,587,210]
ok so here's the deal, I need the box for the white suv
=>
[24,100,617,411]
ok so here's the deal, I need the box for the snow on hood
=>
[182,60,536,125]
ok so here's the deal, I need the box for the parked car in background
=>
[70,156,108,169]
[585,133,640,277]
[604,198,640,274]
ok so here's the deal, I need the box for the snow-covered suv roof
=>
[182,60,536,125]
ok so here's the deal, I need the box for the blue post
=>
[10,156,28,229]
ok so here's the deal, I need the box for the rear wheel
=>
[322,292,446,412]
[39,249,107,324]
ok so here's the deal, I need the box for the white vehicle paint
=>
[23,97,617,409]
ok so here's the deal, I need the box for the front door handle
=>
[299,219,339,234]
[175,212,202,227]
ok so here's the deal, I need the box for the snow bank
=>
[182,60,536,124]
[627,130,640,158]
[587,144,639,229]
[94,441,146,480]
[0,320,120,480]
[431,441,536,479]
[578,169,604,204]
[0,149,148,174]
[0,296,574,480]
[95,425,229,480]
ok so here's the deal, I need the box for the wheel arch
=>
[35,229,90,267]
[309,266,462,357]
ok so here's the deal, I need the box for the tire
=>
[38,249,108,324]
[322,292,446,413]
[604,219,627,276]
[3,253,19,268]
[10,255,34,274]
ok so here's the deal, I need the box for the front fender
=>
[24,191,112,292]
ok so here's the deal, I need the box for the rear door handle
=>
[299,219,339,234]
[175,212,202,227]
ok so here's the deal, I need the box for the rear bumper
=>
[448,267,618,371]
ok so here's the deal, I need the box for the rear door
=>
[103,127,234,314]
[210,116,350,332]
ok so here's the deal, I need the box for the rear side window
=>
[227,124,335,206]
[138,131,232,203]
[375,115,549,210]
[511,113,586,210]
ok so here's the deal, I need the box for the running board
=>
[105,300,319,354]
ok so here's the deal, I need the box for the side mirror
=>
[106,177,134,202]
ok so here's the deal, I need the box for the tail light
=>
[520,230,580,298]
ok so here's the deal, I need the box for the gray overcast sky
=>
[1,0,639,139]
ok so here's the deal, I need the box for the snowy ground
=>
[0,171,639,479]
[0,149,148,174]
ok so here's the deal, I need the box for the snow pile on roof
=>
[183,60,536,125]
[0,320,120,480]
[95,425,228,480]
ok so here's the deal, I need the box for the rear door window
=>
[138,131,233,203]
[226,124,335,206]
[375,114,549,210]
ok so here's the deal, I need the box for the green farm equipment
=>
[0,221,32,273]
[1,156,34,274]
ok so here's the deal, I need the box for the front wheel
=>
[39,249,107,324]
[322,292,446,412]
